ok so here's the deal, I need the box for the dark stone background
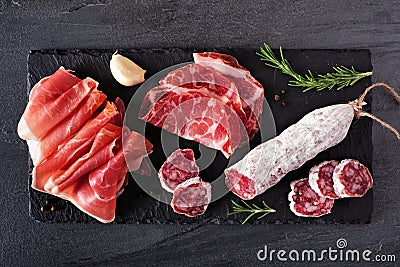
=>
[1,1,399,266]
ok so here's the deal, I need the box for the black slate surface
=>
[28,48,372,224]
[3,1,400,266]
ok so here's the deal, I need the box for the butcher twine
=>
[349,83,400,140]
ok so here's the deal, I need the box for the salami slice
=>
[288,178,334,217]
[332,159,373,198]
[158,149,199,193]
[171,177,211,217]
[308,160,339,199]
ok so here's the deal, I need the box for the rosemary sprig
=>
[256,43,373,92]
[229,200,276,224]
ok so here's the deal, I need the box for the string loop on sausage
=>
[349,83,400,140]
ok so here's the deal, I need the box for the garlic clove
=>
[110,54,146,86]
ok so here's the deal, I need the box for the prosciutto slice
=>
[123,127,153,171]
[18,77,97,140]
[89,149,128,201]
[140,90,242,157]
[193,52,264,140]
[44,123,122,194]
[32,102,118,192]
[58,174,117,223]
[29,67,80,102]
[28,89,107,165]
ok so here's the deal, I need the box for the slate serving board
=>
[27,48,373,224]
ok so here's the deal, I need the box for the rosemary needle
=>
[256,43,373,92]
[229,200,276,224]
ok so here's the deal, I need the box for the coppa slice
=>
[309,160,339,199]
[160,63,247,134]
[288,178,335,217]
[332,159,373,198]
[158,149,199,193]
[140,90,242,158]
[193,52,264,140]
[171,177,212,217]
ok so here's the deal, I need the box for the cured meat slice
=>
[110,97,126,127]
[18,77,97,140]
[31,102,118,192]
[171,177,211,217]
[45,123,122,194]
[158,149,199,193]
[225,104,354,200]
[140,90,242,158]
[89,127,153,201]
[193,52,264,140]
[140,84,244,127]
[29,67,81,102]
[58,174,117,223]
[288,178,335,217]
[332,159,373,198]
[28,89,107,165]
[123,127,153,171]
[308,160,340,199]
[89,149,128,201]
[159,63,247,132]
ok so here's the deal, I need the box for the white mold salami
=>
[225,82,400,200]
[171,177,212,217]
[288,178,335,217]
[332,159,373,198]
[308,160,339,199]
[225,104,355,200]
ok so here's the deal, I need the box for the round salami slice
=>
[158,149,199,193]
[288,178,334,217]
[332,159,373,198]
[171,177,211,217]
[308,160,339,199]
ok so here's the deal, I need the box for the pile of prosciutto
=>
[18,67,152,223]
[139,52,265,158]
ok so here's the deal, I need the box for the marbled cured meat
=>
[140,90,242,158]
[160,63,247,133]
[288,178,335,217]
[18,77,97,140]
[332,159,373,198]
[309,160,340,199]
[193,52,264,140]
[171,177,211,217]
[225,104,354,200]
[158,149,199,192]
